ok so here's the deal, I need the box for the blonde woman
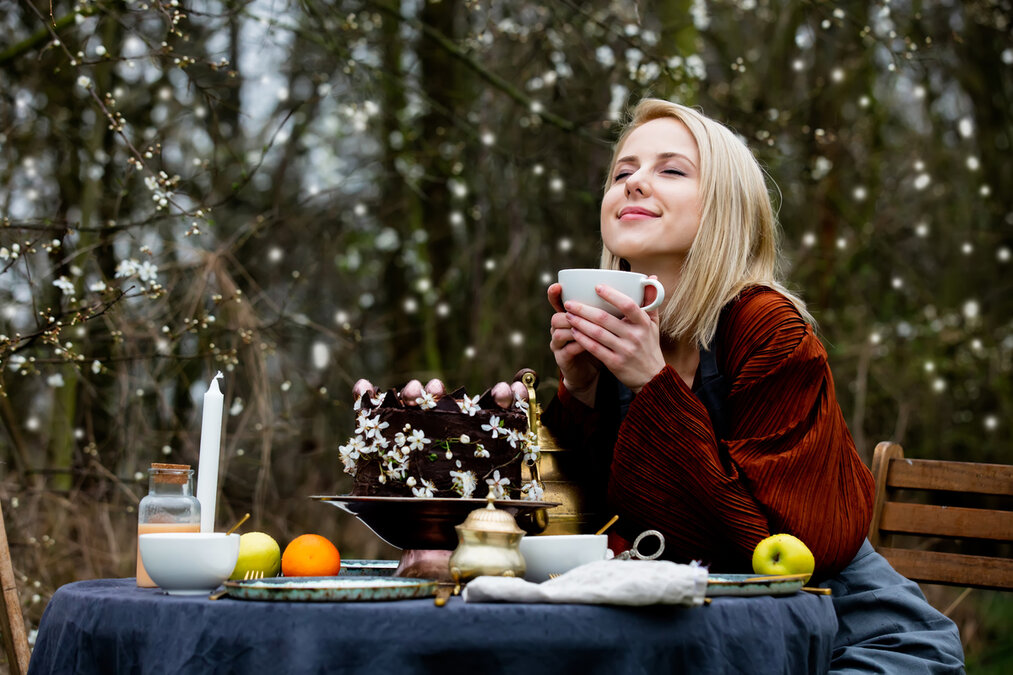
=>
[542,99,963,672]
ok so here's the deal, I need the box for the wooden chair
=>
[868,441,1013,591]
[1,500,31,675]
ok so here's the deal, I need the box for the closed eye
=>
[662,168,686,176]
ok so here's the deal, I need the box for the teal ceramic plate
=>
[339,559,399,577]
[706,573,807,597]
[222,576,437,602]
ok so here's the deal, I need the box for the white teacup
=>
[518,534,609,582]
[558,268,665,317]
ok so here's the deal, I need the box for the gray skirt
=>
[820,540,965,673]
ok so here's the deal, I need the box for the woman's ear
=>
[619,258,631,272]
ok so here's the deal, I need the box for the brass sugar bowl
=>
[449,490,526,592]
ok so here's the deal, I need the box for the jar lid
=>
[149,463,191,484]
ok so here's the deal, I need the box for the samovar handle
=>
[519,370,542,485]
[514,369,548,534]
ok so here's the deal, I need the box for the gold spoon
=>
[225,512,250,536]
[595,515,619,536]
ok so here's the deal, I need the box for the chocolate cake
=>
[340,385,542,500]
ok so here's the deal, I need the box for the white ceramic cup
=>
[558,268,665,317]
[518,534,609,583]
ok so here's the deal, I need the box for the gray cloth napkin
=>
[462,559,709,606]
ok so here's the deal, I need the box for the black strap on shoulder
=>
[695,347,730,441]
[615,347,729,440]
[617,375,635,421]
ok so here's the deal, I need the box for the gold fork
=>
[209,569,263,600]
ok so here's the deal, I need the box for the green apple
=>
[229,531,281,580]
[751,533,815,583]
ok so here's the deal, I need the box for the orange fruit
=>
[281,534,341,577]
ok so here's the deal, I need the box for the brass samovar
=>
[519,371,591,535]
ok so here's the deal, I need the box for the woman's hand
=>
[558,281,665,394]
[548,283,602,407]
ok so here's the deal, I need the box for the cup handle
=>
[640,279,666,312]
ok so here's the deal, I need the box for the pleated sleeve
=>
[607,287,874,576]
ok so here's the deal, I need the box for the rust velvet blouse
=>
[542,286,875,578]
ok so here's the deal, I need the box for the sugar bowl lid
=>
[459,489,525,535]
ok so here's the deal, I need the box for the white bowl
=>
[139,532,240,595]
[518,534,609,583]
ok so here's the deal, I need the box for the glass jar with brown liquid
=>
[136,463,201,587]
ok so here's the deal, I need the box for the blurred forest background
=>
[1,0,1011,670]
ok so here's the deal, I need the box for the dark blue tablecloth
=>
[28,578,836,674]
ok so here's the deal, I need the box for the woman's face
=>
[600,117,702,271]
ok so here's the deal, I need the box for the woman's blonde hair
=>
[600,98,811,348]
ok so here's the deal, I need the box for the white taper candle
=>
[196,371,225,533]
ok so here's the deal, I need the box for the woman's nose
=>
[625,169,650,197]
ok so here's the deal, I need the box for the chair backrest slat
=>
[886,458,1013,496]
[878,547,1013,592]
[879,502,1013,541]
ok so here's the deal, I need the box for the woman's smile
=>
[618,206,660,221]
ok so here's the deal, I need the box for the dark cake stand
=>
[311,495,557,581]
